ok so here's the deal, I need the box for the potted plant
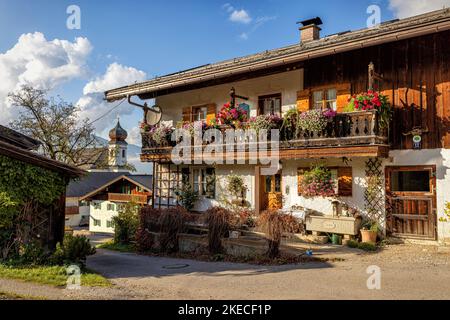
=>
[216,102,248,128]
[360,219,379,244]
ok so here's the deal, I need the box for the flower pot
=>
[360,229,377,244]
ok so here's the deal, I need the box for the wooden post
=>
[368,62,375,91]
[255,166,261,215]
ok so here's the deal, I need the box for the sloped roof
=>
[66,172,152,198]
[0,125,41,150]
[105,8,450,102]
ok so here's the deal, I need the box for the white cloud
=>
[229,9,252,24]
[389,0,450,18]
[238,16,277,40]
[0,32,92,125]
[222,3,234,13]
[127,126,142,146]
[77,62,147,132]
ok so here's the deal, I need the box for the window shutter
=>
[297,168,307,195]
[336,83,352,113]
[297,89,311,112]
[337,167,353,197]
[206,103,217,125]
[182,107,191,122]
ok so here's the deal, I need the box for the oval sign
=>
[413,135,422,143]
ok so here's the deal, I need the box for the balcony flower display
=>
[297,109,335,133]
[148,123,174,146]
[346,90,391,129]
[248,114,283,135]
[216,102,248,127]
[299,164,336,197]
[181,121,208,136]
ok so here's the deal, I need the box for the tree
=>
[8,86,105,167]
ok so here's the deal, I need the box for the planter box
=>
[306,215,362,236]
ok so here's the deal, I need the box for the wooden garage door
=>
[385,166,437,240]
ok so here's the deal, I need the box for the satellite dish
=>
[145,105,162,126]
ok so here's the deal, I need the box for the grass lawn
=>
[97,241,136,253]
[0,264,111,288]
[0,291,46,300]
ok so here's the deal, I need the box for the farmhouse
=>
[105,9,450,243]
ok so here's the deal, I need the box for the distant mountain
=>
[95,136,152,175]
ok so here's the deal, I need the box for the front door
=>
[385,166,437,240]
[260,173,282,211]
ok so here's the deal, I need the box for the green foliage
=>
[175,183,199,211]
[361,219,380,233]
[112,202,139,244]
[50,235,96,268]
[0,155,68,261]
[226,175,248,199]
[97,241,135,253]
[357,242,378,252]
[0,155,67,205]
[281,108,300,140]
[439,202,450,223]
[347,240,359,248]
[0,264,110,287]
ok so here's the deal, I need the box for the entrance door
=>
[260,173,282,210]
[385,166,437,240]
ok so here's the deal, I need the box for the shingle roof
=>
[66,172,153,198]
[105,8,450,102]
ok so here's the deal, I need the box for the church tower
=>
[108,119,128,172]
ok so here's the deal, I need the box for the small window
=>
[391,170,431,192]
[191,106,207,122]
[93,203,101,210]
[186,167,216,199]
[93,219,101,227]
[122,150,126,158]
[312,88,337,111]
[107,203,116,211]
[258,94,282,116]
[106,220,114,228]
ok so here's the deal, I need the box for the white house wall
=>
[89,200,118,234]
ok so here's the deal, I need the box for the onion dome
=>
[109,120,128,143]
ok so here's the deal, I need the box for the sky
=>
[0,0,449,149]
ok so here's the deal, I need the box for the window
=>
[79,200,90,207]
[258,94,281,116]
[391,170,431,192]
[122,150,126,158]
[312,88,337,110]
[93,202,101,210]
[191,106,208,122]
[187,167,216,199]
[106,220,114,228]
[107,203,116,211]
[93,219,101,227]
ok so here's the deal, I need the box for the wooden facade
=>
[303,31,450,151]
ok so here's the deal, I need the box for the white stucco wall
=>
[89,200,118,234]
[65,197,90,227]
[156,69,303,124]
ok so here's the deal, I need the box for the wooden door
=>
[260,173,282,211]
[385,166,437,240]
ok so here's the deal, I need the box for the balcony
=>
[140,110,389,163]
[108,193,148,204]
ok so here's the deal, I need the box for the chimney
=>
[298,17,323,43]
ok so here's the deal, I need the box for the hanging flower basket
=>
[299,164,336,197]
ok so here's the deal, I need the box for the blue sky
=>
[0,0,447,146]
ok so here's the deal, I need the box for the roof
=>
[0,125,41,150]
[0,128,84,178]
[66,172,152,198]
[105,8,450,102]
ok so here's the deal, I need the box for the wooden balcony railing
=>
[141,110,389,161]
[65,206,79,215]
[108,193,148,204]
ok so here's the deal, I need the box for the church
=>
[65,120,152,233]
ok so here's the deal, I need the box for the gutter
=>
[105,15,450,102]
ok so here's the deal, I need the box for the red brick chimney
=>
[298,17,323,43]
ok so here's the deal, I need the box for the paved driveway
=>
[86,245,450,300]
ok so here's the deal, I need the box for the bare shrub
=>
[158,207,192,253]
[206,207,234,255]
[258,210,299,259]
